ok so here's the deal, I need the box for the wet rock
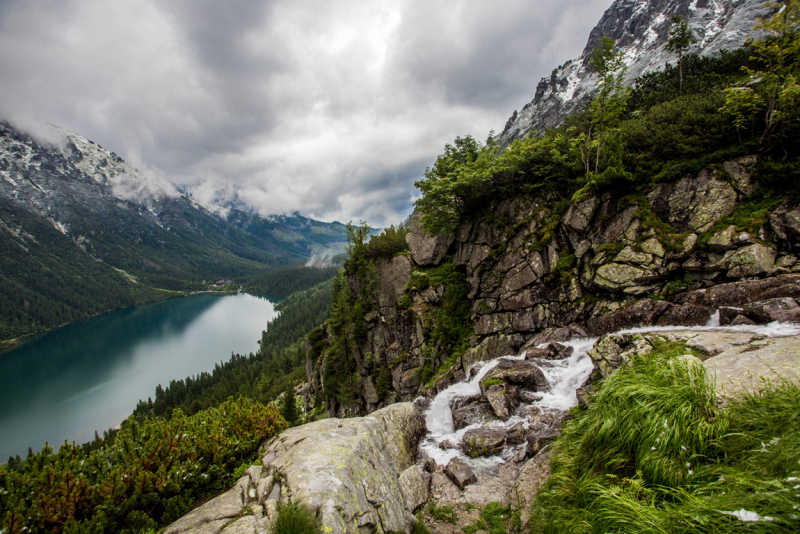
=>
[720,244,776,278]
[518,391,543,404]
[452,401,498,430]
[743,297,800,323]
[730,314,756,326]
[523,324,588,347]
[483,385,520,420]
[586,299,671,335]
[647,169,737,233]
[406,211,454,266]
[525,342,574,360]
[482,359,549,391]
[444,458,477,490]
[656,303,715,327]
[525,426,559,456]
[462,423,526,458]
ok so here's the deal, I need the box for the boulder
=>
[586,299,671,335]
[444,458,477,490]
[164,474,258,534]
[258,403,426,534]
[523,324,587,347]
[587,333,654,377]
[723,155,758,196]
[770,200,800,250]
[451,401,498,430]
[398,465,431,513]
[674,273,800,308]
[704,335,800,395]
[461,335,518,371]
[405,211,454,266]
[730,314,757,326]
[656,303,715,327]
[719,244,776,278]
[562,197,600,232]
[594,263,659,291]
[481,359,549,391]
[505,447,553,529]
[706,225,737,251]
[525,342,574,361]
[462,423,526,458]
[483,384,519,420]
[647,168,737,233]
[743,297,800,323]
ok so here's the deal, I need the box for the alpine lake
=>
[0,292,279,460]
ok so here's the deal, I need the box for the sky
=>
[0,0,612,227]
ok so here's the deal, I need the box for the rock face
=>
[259,403,427,534]
[496,0,771,147]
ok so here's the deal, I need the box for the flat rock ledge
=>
[166,403,428,534]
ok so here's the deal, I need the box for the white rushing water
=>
[419,317,800,469]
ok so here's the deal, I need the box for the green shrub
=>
[273,502,322,534]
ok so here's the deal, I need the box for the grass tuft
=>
[273,502,322,534]
[529,342,800,533]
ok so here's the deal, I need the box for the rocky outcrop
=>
[496,0,771,147]
[306,152,800,417]
[167,404,428,534]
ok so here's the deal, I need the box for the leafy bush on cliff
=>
[0,397,287,534]
[529,344,800,533]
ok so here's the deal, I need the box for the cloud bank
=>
[0,0,611,226]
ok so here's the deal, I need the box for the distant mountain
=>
[0,121,347,344]
[496,0,772,147]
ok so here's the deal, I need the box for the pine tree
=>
[280,379,298,426]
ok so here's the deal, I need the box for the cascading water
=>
[418,314,800,472]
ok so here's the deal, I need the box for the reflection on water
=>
[0,293,278,460]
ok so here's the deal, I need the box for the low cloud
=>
[0,0,612,227]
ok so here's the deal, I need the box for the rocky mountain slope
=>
[496,0,772,147]
[0,121,347,343]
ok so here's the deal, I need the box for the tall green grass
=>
[273,502,322,534]
[529,341,800,533]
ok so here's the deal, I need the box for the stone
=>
[163,484,245,534]
[482,359,549,391]
[461,335,518,371]
[640,237,666,257]
[220,516,257,534]
[723,155,758,195]
[474,313,512,336]
[483,385,519,420]
[720,244,777,278]
[525,342,574,361]
[562,197,600,232]
[463,423,526,458]
[707,225,737,251]
[743,297,800,323]
[405,211,454,266]
[674,273,800,308]
[647,168,737,233]
[452,402,498,430]
[594,263,658,290]
[776,255,798,269]
[444,458,477,490]
[525,426,559,456]
[730,314,756,326]
[614,246,652,266]
[505,447,553,529]
[375,255,413,315]
[586,299,671,335]
[656,303,716,327]
[523,324,587,347]
[704,335,800,395]
[398,465,431,513]
[770,200,800,250]
[258,403,426,534]
[587,333,655,377]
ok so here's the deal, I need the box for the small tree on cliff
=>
[665,14,697,93]
[280,379,298,426]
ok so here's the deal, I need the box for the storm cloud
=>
[0,0,611,226]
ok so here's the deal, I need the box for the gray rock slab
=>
[258,403,426,534]
[505,447,553,529]
[220,516,257,534]
[163,486,244,534]
[704,335,800,395]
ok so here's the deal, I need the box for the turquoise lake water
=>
[0,292,278,460]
